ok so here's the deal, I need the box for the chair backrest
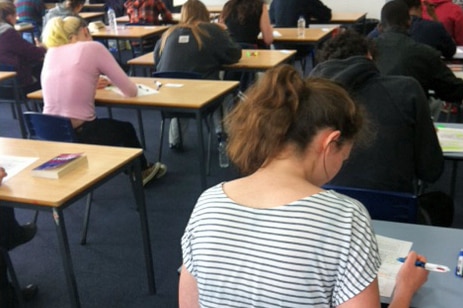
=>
[323,185,418,223]
[152,71,202,79]
[23,112,77,142]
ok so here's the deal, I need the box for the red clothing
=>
[422,0,463,45]
[124,0,172,25]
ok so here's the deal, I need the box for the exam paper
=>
[376,235,412,298]
[106,84,158,97]
[0,155,38,183]
[436,126,463,152]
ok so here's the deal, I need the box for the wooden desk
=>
[271,27,337,44]
[127,49,297,76]
[0,137,155,308]
[27,78,239,189]
[373,220,463,307]
[0,72,27,138]
[90,25,169,62]
[79,12,105,22]
[330,12,367,24]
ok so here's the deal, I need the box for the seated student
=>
[0,167,38,307]
[179,65,429,307]
[15,0,46,42]
[310,30,444,194]
[41,16,166,186]
[124,0,173,25]
[0,1,45,95]
[269,0,331,27]
[374,0,463,104]
[42,0,85,28]
[422,0,463,45]
[153,0,241,149]
[220,0,273,47]
[368,0,456,59]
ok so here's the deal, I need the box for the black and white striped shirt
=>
[182,184,381,307]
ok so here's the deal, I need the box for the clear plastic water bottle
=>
[218,140,229,168]
[107,8,117,33]
[297,16,306,38]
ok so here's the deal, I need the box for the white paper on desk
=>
[258,30,281,39]
[0,155,38,183]
[106,84,158,97]
[376,235,412,298]
[164,83,184,88]
[436,126,463,152]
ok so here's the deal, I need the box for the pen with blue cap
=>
[397,257,450,273]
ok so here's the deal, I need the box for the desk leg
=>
[196,113,207,190]
[53,208,81,308]
[13,78,27,138]
[137,110,146,149]
[450,160,458,199]
[130,158,156,294]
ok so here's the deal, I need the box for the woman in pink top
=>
[40,16,166,186]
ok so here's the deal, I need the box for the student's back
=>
[269,0,331,27]
[311,55,443,192]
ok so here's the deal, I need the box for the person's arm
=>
[260,3,273,46]
[210,24,242,65]
[308,0,332,23]
[435,23,457,59]
[0,167,6,185]
[428,49,463,102]
[453,8,463,45]
[94,43,137,96]
[337,279,381,308]
[9,29,46,63]
[388,251,429,308]
[157,0,173,24]
[410,79,444,182]
[178,265,199,308]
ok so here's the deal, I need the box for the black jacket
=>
[310,56,444,192]
[269,0,331,27]
[374,29,463,102]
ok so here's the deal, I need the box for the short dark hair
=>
[381,0,410,30]
[317,30,370,62]
[400,0,421,10]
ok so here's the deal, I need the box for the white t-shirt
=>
[182,183,381,307]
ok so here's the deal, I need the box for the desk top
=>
[90,25,169,39]
[127,49,297,70]
[373,220,463,307]
[14,23,34,33]
[318,12,367,24]
[27,77,239,109]
[79,12,105,21]
[0,71,16,82]
[0,137,142,207]
[272,27,336,43]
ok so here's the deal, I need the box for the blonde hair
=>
[159,0,210,53]
[42,16,87,48]
[0,1,15,24]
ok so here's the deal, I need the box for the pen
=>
[397,257,450,273]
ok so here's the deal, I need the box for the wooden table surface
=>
[324,12,367,24]
[79,12,105,21]
[0,138,142,207]
[90,25,169,39]
[127,49,297,71]
[271,27,337,43]
[0,71,16,81]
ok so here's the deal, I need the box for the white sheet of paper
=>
[106,84,158,96]
[436,126,463,152]
[376,235,413,298]
[0,155,38,183]
[164,83,184,88]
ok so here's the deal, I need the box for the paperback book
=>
[31,153,88,179]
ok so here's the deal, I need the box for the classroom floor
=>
[1,100,462,307]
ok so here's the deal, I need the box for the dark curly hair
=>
[317,30,376,63]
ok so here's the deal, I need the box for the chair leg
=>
[10,103,17,119]
[177,118,183,148]
[158,116,165,162]
[32,211,39,224]
[80,192,93,245]
[1,248,25,308]
[206,115,212,176]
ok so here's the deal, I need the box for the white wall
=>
[195,0,387,20]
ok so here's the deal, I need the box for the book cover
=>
[31,153,88,179]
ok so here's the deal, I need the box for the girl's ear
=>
[321,130,342,153]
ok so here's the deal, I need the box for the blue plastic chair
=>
[23,112,93,245]
[323,185,418,223]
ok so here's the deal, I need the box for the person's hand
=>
[97,76,111,89]
[0,167,7,185]
[392,251,429,305]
